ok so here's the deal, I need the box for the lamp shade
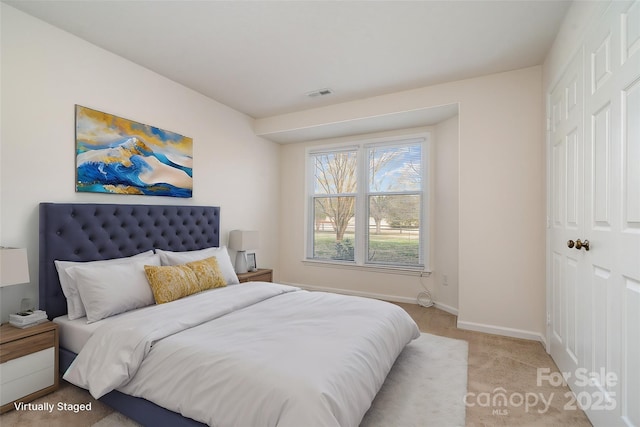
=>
[228,230,259,251]
[0,247,30,287]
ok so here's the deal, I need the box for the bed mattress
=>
[64,282,420,427]
[54,315,103,354]
[53,308,144,354]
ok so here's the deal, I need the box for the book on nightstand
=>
[9,310,48,328]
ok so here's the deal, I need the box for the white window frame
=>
[304,132,432,274]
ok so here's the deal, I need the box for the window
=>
[307,135,429,270]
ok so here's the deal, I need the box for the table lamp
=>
[1,247,31,313]
[1,247,30,288]
[228,230,259,274]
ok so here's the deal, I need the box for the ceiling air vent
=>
[306,88,333,98]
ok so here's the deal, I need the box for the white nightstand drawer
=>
[0,347,55,406]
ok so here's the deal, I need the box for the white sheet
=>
[53,315,100,354]
[54,306,152,354]
[64,283,420,427]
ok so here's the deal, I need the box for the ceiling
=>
[5,0,571,121]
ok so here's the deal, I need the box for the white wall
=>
[270,66,546,341]
[278,125,454,307]
[0,4,547,340]
[433,115,459,312]
[0,5,280,322]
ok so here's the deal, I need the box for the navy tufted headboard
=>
[39,203,220,319]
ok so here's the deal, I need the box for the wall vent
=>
[306,88,333,98]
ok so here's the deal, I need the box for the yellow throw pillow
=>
[144,264,201,304]
[186,256,227,291]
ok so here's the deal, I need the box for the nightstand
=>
[0,321,59,413]
[237,268,273,283]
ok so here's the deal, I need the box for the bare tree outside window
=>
[311,150,357,261]
[368,149,401,234]
[367,143,422,265]
[308,137,426,267]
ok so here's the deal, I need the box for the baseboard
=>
[433,301,458,316]
[283,281,417,304]
[281,281,547,344]
[281,281,458,316]
[457,320,546,345]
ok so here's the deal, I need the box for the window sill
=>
[302,259,431,277]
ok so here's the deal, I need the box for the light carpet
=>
[92,333,468,427]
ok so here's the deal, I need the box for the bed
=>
[39,202,419,427]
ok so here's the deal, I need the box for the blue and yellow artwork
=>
[75,105,193,198]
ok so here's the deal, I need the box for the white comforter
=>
[64,283,420,427]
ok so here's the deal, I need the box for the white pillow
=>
[68,255,161,323]
[55,250,155,320]
[156,246,239,285]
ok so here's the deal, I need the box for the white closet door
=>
[549,46,584,384]
[549,1,640,426]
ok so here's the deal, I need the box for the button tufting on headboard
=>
[39,203,221,319]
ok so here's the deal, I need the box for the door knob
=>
[567,240,575,248]
[575,239,590,251]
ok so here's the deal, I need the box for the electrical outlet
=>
[443,275,448,286]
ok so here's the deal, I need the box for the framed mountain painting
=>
[75,105,193,198]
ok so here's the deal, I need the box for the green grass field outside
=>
[313,230,419,264]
